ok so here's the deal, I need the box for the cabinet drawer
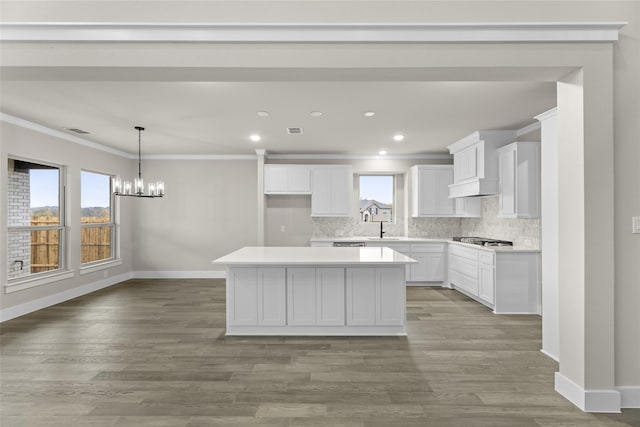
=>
[449,254,478,279]
[410,243,445,253]
[478,251,495,266]
[449,244,479,261]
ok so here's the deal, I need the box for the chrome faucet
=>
[380,221,386,239]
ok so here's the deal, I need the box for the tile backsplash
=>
[460,196,540,248]
[312,196,540,248]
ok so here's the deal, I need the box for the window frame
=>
[358,174,395,224]
[6,156,68,288]
[80,169,117,267]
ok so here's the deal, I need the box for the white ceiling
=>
[1,80,555,156]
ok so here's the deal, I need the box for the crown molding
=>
[266,153,452,160]
[0,22,626,43]
[142,154,257,160]
[0,113,134,158]
[516,121,541,137]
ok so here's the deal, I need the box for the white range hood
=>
[447,130,517,198]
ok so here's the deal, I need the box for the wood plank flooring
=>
[1,278,638,426]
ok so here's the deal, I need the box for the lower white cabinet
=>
[346,267,405,326]
[228,267,286,326]
[316,268,346,326]
[367,241,445,283]
[447,243,539,314]
[287,268,317,326]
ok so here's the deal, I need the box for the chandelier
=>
[112,126,164,198]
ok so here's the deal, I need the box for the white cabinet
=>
[316,268,345,326]
[447,130,517,198]
[478,252,495,305]
[410,165,480,218]
[366,241,446,283]
[498,141,540,218]
[287,267,316,325]
[311,166,353,217]
[375,267,405,325]
[264,164,312,194]
[228,267,286,326]
[346,267,405,326]
[447,243,540,314]
[346,268,376,325]
[410,165,455,216]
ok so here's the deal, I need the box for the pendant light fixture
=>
[113,126,164,198]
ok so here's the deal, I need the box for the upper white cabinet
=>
[497,141,540,218]
[264,164,312,194]
[409,165,480,218]
[311,165,353,217]
[447,130,517,198]
[410,165,455,216]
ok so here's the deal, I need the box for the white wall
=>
[0,120,134,312]
[132,159,259,274]
[1,0,638,409]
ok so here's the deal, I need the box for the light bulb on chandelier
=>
[113,126,165,198]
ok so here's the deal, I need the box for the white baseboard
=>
[0,272,133,322]
[618,386,640,408]
[555,372,621,413]
[540,348,559,362]
[132,270,226,279]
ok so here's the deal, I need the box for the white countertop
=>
[212,246,418,266]
[310,236,540,253]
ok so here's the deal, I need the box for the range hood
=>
[447,130,517,198]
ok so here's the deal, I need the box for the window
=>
[81,171,115,264]
[359,175,394,223]
[7,158,65,280]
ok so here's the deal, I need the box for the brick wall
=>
[7,162,31,279]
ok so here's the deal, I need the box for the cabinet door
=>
[330,167,352,216]
[228,268,258,326]
[264,165,289,194]
[289,166,311,193]
[287,268,316,325]
[499,147,517,217]
[346,268,376,325]
[408,252,428,282]
[479,264,495,304]
[316,268,345,326]
[454,145,478,182]
[375,267,405,326]
[311,168,333,215]
[425,252,445,282]
[257,268,286,326]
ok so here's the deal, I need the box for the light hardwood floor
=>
[1,279,638,427]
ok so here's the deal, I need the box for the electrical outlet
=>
[280,225,286,233]
[633,216,640,234]
[103,270,109,278]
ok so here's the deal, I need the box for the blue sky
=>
[359,175,393,204]
[30,170,110,208]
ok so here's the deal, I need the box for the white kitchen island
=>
[212,246,417,336]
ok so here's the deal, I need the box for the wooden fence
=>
[30,216,112,272]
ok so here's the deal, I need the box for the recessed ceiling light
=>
[250,134,261,142]
[393,134,405,142]
[257,111,270,117]
[310,111,323,117]
[379,150,387,155]
[364,111,376,117]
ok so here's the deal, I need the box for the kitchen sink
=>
[367,237,401,240]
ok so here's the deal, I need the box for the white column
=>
[535,107,559,361]
[256,149,265,246]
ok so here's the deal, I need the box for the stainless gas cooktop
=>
[452,236,514,247]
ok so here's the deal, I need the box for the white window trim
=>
[80,169,117,266]
[79,259,123,276]
[5,270,76,293]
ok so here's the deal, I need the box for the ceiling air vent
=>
[286,127,303,135]
[66,128,91,135]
